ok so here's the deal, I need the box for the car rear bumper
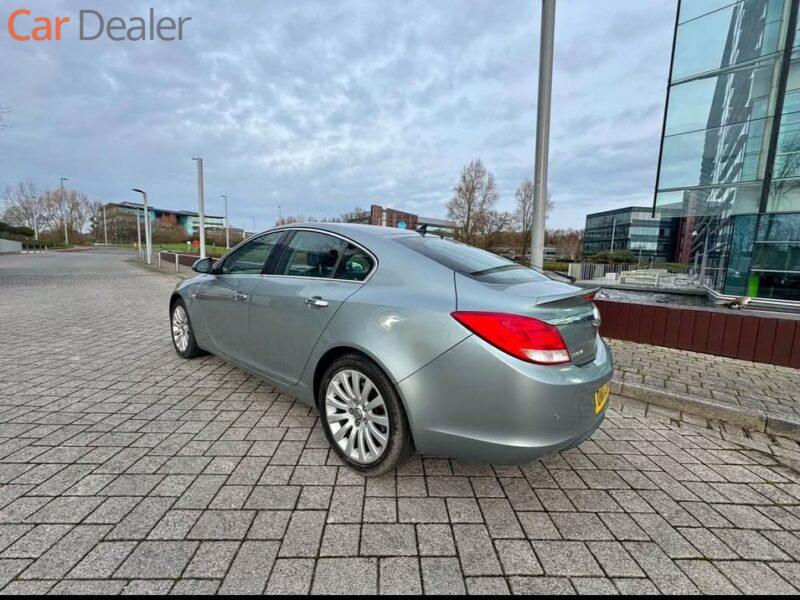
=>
[397,334,614,464]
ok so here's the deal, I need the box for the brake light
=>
[451,311,571,365]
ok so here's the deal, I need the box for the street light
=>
[192,157,206,259]
[102,203,108,245]
[32,195,39,241]
[277,205,282,224]
[132,188,152,264]
[531,0,556,269]
[60,177,69,245]
[221,195,230,249]
[135,204,142,260]
[251,216,256,233]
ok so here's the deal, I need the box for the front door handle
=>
[305,296,329,308]
[234,292,248,302]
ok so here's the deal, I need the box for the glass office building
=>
[655,0,800,300]
[583,207,676,262]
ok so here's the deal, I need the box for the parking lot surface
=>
[1,249,800,594]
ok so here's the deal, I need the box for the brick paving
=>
[610,338,800,421]
[1,249,800,594]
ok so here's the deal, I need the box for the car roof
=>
[267,222,420,245]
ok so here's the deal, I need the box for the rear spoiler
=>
[533,287,599,307]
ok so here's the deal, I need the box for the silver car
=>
[169,223,613,475]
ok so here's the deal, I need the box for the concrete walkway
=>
[2,249,800,594]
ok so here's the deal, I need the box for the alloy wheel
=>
[172,305,190,352]
[325,369,389,465]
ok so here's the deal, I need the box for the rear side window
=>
[334,244,374,281]
[279,231,346,278]
[394,235,548,282]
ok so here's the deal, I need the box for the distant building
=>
[654,0,800,300]
[105,202,225,236]
[583,206,677,262]
[348,204,460,237]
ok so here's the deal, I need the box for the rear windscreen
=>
[394,236,551,283]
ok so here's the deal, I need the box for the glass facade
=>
[655,0,800,300]
[583,207,676,262]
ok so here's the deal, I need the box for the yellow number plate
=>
[594,384,610,414]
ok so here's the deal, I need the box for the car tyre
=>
[170,299,204,359]
[318,353,414,476]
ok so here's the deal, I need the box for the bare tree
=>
[447,159,498,245]
[514,179,553,255]
[2,181,96,243]
[546,228,584,260]
[339,206,368,223]
[481,210,514,249]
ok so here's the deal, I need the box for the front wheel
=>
[318,354,413,476]
[171,300,203,359]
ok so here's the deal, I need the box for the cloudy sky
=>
[0,0,676,230]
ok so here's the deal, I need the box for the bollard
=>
[175,254,179,273]
[158,252,162,270]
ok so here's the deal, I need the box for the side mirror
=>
[192,257,215,274]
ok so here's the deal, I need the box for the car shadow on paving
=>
[0,250,799,594]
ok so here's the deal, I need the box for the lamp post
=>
[136,206,142,260]
[102,204,108,245]
[60,177,69,245]
[32,196,39,241]
[221,195,230,249]
[132,188,152,264]
[192,157,206,259]
[277,205,282,225]
[531,0,556,269]
[251,216,256,234]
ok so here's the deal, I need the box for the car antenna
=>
[416,223,428,236]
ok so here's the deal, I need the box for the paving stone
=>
[278,510,326,557]
[68,541,136,578]
[495,539,542,575]
[219,540,280,594]
[532,540,603,577]
[417,523,456,556]
[360,523,416,556]
[312,557,378,594]
[452,524,502,576]
[265,558,315,595]
[115,541,198,579]
[183,540,240,579]
[380,557,423,595]
[188,509,255,540]
[1,524,72,558]
[420,557,466,595]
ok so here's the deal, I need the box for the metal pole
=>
[143,192,152,264]
[278,205,282,224]
[175,253,179,273]
[32,200,38,241]
[103,204,108,245]
[193,157,206,259]
[700,234,709,284]
[60,177,69,245]
[222,195,230,249]
[136,208,142,259]
[531,0,555,269]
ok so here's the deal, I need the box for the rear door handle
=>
[305,296,329,308]
[234,292,248,302]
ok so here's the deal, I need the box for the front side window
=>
[219,232,281,274]
[280,231,346,278]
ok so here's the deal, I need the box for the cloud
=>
[0,0,676,229]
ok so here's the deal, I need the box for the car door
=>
[246,230,375,384]
[193,232,284,360]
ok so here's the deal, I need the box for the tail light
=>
[451,311,571,365]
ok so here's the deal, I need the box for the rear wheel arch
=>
[313,346,408,412]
